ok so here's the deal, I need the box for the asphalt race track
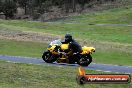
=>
[0,55,132,74]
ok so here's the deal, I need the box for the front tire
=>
[42,51,57,63]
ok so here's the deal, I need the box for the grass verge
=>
[0,61,131,88]
[0,39,47,58]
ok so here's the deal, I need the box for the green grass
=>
[0,61,131,88]
[0,20,132,44]
[0,6,132,44]
[93,51,132,66]
[0,39,47,58]
[57,6,132,24]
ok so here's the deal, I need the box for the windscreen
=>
[49,39,62,46]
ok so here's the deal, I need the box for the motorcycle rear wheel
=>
[78,54,92,66]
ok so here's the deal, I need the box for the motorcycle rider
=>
[63,34,82,53]
[62,34,82,63]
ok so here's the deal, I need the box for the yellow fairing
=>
[60,44,69,50]
[81,46,95,54]
[47,45,56,52]
[47,45,58,55]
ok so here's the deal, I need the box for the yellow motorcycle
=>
[42,39,95,66]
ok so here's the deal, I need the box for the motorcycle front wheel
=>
[42,51,57,63]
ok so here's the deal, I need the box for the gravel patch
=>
[0,29,61,43]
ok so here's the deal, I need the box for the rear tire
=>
[78,54,92,66]
[42,51,57,63]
